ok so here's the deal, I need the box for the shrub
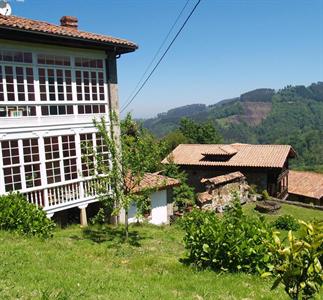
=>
[181,196,275,274]
[0,193,55,238]
[264,220,323,299]
[90,208,107,225]
[262,190,270,200]
[273,215,300,231]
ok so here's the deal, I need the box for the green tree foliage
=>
[143,82,323,171]
[121,114,166,173]
[164,158,195,210]
[179,118,223,144]
[264,220,323,299]
[181,196,275,274]
[162,130,189,153]
[240,88,275,102]
[0,193,55,238]
[91,114,161,240]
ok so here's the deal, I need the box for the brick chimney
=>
[60,16,78,29]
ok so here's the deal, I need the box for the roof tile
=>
[127,172,180,193]
[288,170,323,200]
[0,15,137,49]
[163,144,296,168]
[201,171,245,186]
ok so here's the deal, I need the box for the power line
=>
[122,0,191,107]
[120,0,202,113]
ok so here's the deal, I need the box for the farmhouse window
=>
[38,68,73,102]
[0,50,32,64]
[75,70,105,101]
[44,135,79,184]
[80,133,95,177]
[0,50,108,117]
[37,54,70,66]
[41,105,74,116]
[44,136,61,184]
[23,139,41,189]
[0,105,36,117]
[1,138,41,192]
[77,104,106,114]
[96,134,109,173]
[0,65,35,102]
[62,135,77,181]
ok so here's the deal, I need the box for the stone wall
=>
[197,178,250,212]
[181,166,270,193]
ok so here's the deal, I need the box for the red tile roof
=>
[201,145,238,156]
[0,15,137,51]
[201,171,245,186]
[163,144,296,168]
[127,172,180,193]
[288,170,323,200]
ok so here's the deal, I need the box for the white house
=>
[0,14,137,223]
[126,173,180,225]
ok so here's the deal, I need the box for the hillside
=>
[143,83,323,171]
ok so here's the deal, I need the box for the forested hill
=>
[143,82,323,171]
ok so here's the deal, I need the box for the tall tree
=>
[179,118,223,144]
[88,113,162,240]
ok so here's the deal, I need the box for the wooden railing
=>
[47,181,80,207]
[24,189,44,207]
[22,177,107,212]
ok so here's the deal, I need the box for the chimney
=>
[60,16,78,29]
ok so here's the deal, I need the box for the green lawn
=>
[243,202,323,223]
[0,204,322,300]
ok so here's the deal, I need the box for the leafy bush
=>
[0,193,55,238]
[273,215,300,231]
[261,190,270,200]
[90,208,107,225]
[264,220,323,299]
[181,196,275,274]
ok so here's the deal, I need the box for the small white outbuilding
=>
[126,173,180,225]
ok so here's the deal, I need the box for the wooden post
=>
[79,204,88,227]
[46,212,54,219]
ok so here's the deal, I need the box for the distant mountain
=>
[142,82,323,171]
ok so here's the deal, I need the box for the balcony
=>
[22,177,107,216]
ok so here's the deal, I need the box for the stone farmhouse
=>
[0,14,137,222]
[163,143,296,199]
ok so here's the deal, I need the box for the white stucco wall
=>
[127,189,169,225]
[150,190,168,225]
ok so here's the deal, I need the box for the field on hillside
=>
[0,204,322,300]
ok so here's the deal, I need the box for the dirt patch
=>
[239,101,272,126]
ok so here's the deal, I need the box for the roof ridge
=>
[7,14,129,40]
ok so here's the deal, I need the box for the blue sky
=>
[12,0,323,118]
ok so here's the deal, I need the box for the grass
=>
[243,202,323,223]
[0,203,322,300]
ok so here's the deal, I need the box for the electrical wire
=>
[122,0,191,108]
[120,0,202,113]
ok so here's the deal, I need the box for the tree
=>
[179,118,223,144]
[164,156,195,211]
[162,129,189,153]
[121,114,167,173]
[87,113,161,240]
